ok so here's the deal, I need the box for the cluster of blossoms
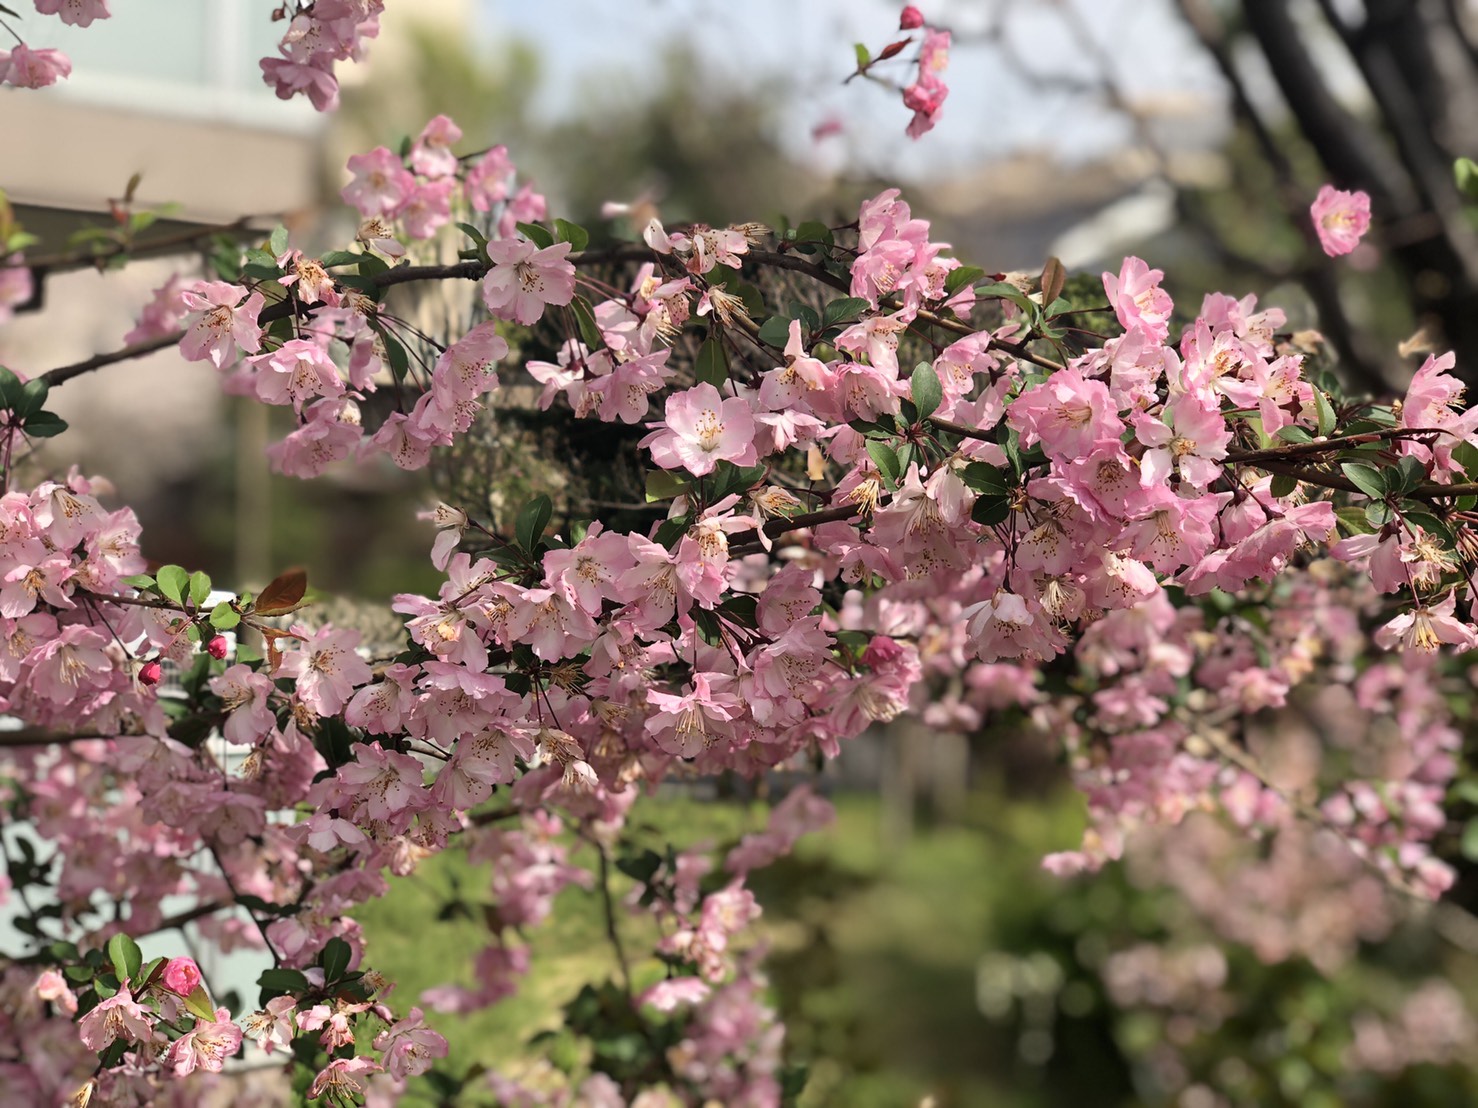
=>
[852,5,953,140]
[0,0,383,106]
[0,76,1470,1101]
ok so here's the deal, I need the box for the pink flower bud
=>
[139,660,163,687]
[899,5,925,29]
[160,957,202,996]
[206,635,229,660]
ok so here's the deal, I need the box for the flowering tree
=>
[2,3,1477,1105]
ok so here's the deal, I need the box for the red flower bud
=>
[139,660,162,687]
[899,5,925,29]
[206,634,229,660]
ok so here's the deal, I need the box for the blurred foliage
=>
[357,780,1478,1107]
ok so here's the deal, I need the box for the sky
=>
[481,0,1229,180]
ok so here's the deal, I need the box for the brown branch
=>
[728,503,862,557]
[17,219,257,274]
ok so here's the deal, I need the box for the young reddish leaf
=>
[254,568,308,616]
[876,37,913,61]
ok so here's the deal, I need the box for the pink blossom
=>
[640,382,758,476]
[1311,184,1372,257]
[78,985,153,1051]
[410,113,462,178]
[1,45,71,88]
[308,1057,383,1100]
[372,1007,448,1080]
[276,625,373,716]
[900,5,925,30]
[164,1007,242,1075]
[160,957,202,996]
[179,281,265,369]
[249,338,344,412]
[639,977,711,1011]
[1103,257,1173,342]
[1008,368,1123,461]
[35,0,111,26]
[481,237,576,325]
[342,146,416,216]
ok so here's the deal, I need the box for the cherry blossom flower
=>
[164,1008,242,1076]
[179,282,265,369]
[1311,184,1372,257]
[641,383,758,476]
[481,238,576,326]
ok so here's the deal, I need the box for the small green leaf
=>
[318,249,362,268]
[319,937,352,982]
[1462,818,1478,861]
[1313,389,1336,438]
[16,378,48,419]
[257,967,309,997]
[645,469,688,503]
[1269,473,1299,499]
[757,315,794,348]
[971,496,1011,527]
[793,220,833,247]
[1392,455,1428,496]
[866,441,901,486]
[854,42,871,68]
[515,495,554,554]
[553,219,589,252]
[572,296,603,351]
[268,225,289,257]
[22,411,67,438]
[209,601,241,630]
[1340,462,1387,499]
[1275,425,1314,444]
[961,463,1013,497]
[910,362,943,421]
[0,367,24,410]
[189,570,212,607]
[106,933,142,985]
[945,265,985,297]
[822,297,870,328]
[155,565,188,604]
[694,337,728,388]
[516,222,554,249]
[1457,157,1478,201]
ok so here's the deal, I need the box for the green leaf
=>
[971,496,1011,527]
[822,297,870,328]
[258,967,309,997]
[1340,462,1387,499]
[854,42,871,68]
[268,225,289,257]
[318,249,363,268]
[209,601,240,630]
[1457,157,1478,201]
[945,265,985,297]
[1269,473,1299,499]
[1313,389,1336,438]
[189,570,212,607]
[515,495,553,554]
[1462,818,1478,861]
[553,219,589,252]
[182,983,217,1022]
[106,933,142,985]
[910,362,943,421]
[16,378,48,419]
[319,937,352,982]
[239,262,282,282]
[516,222,554,249]
[454,221,489,256]
[22,411,67,438]
[757,315,794,348]
[155,565,188,604]
[572,296,603,351]
[866,441,901,487]
[961,463,1013,497]
[0,367,24,410]
[1275,425,1314,444]
[645,469,688,503]
[792,220,833,247]
[694,337,728,388]
[1392,455,1428,496]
